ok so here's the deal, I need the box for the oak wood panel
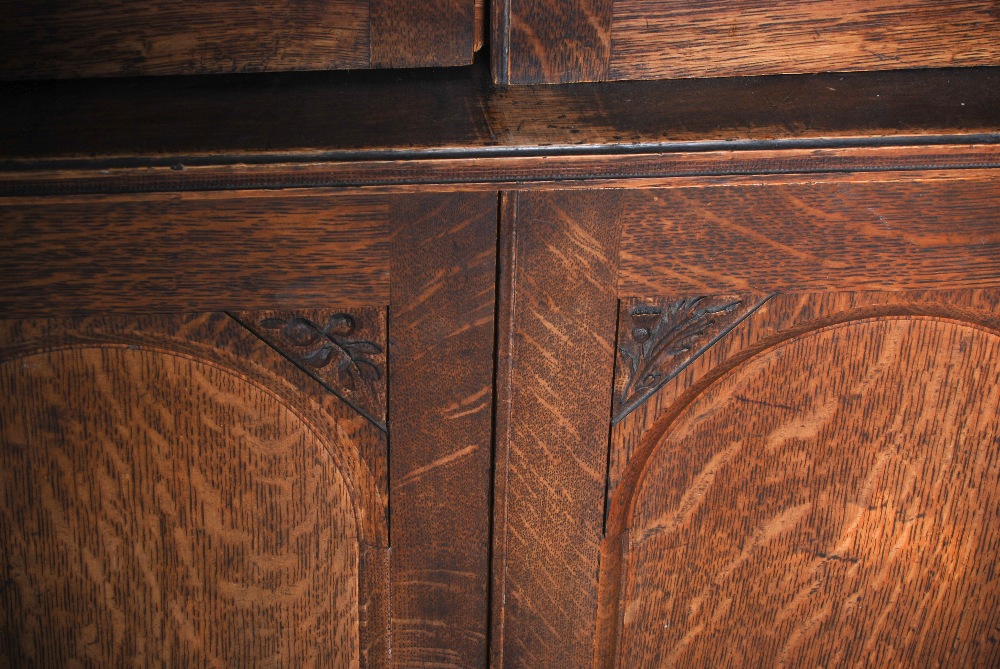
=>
[490,190,624,667]
[357,544,391,667]
[2,347,360,666]
[0,192,390,318]
[370,0,475,68]
[617,174,1000,295]
[610,0,1000,82]
[0,0,369,79]
[619,316,1000,666]
[600,289,1000,666]
[388,192,497,667]
[0,0,480,79]
[0,312,390,667]
[493,0,612,84]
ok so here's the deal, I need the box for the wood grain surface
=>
[490,190,624,667]
[493,0,612,84]
[605,289,1000,522]
[0,0,370,79]
[388,192,497,667]
[3,62,998,200]
[618,316,1000,666]
[617,174,1000,295]
[371,0,475,68]
[599,289,1000,666]
[610,0,1000,82]
[0,312,392,667]
[0,192,390,317]
[0,0,479,79]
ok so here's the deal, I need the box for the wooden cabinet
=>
[0,0,483,79]
[490,176,1000,666]
[1,60,999,668]
[492,0,1000,84]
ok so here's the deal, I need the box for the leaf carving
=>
[233,308,388,430]
[260,314,383,391]
[614,296,752,423]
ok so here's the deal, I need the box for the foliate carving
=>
[259,314,381,389]
[233,308,387,430]
[613,295,767,423]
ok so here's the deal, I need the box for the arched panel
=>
[1,346,362,667]
[617,317,1000,667]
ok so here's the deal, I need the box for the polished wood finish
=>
[0,312,389,667]
[622,317,1000,666]
[389,193,497,668]
[0,0,477,80]
[617,173,1000,295]
[601,289,1000,667]
[492,0,612,84]
[495,0,1000,84]
[491,175,1000,666]
[0,189,500,666]
[4,347,360,666]
[606,287,1000,528]
[4,149,1000,199]
[491,190,624,667]
[611,0,1000,82]
[0,0,365,78]
[370,0,476,69]
[0,192,390,317]
[3,57,999,669]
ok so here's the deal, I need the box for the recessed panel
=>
[0,346,360,666]
[622,318,1000,666]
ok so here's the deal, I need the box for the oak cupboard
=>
[1,57,999,668]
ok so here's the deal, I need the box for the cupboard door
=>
[0,312,389,667]
[490,173,1000,667]
[0,0,479,80]
[492,0,1000,84]
[0,190,498,667]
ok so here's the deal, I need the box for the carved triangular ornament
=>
[612,295,771,423]
[234,308,387,429]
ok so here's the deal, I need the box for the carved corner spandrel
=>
[612,294,773,424]
[232,308,387,431]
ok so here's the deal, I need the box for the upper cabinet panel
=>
[0,0,479,80]
[493,0,1000,84]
